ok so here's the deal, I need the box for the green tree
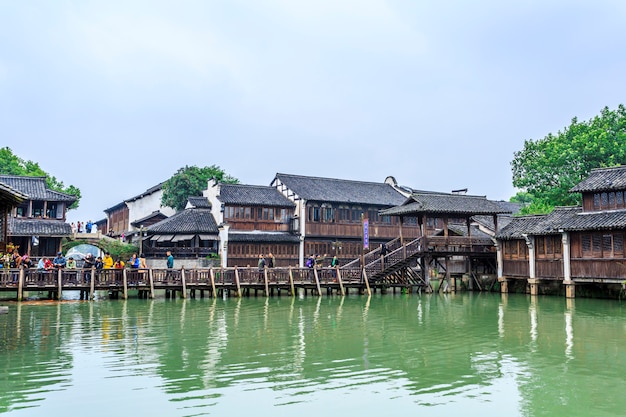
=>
[0,147,81,209]
[161,165,238,211]
[511,105,626,214]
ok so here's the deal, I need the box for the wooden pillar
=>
[399,216,404,246]
[263,267,269,297]
[336,267,345,296]
[362,268,371,296]
[313,267,322,297]
[210,268,217,299]
[89,268,95,300]
[17,268,24,302]
[181,268,187,299]
[288,267,295,297]
[528,278,540,296]
[57,268,62,300]
[122,268,128,299]
[234,267,242,298]
[148,268,155,299]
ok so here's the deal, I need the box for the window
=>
[581,234,591,256]
[593,193,601,209]
[323,207,334,222]
[309,206,320,222]
[601,193,609,207]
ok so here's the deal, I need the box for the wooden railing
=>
[0,265,371,300]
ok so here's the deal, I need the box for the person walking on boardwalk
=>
[257,254,266,282]
[267,253,275,268]
[166,251,174,269]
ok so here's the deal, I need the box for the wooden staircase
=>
[342,237,431,290]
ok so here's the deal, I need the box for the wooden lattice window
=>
[581,234,591,256]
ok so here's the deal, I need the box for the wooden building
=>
[0,180,27,253]
[0,175,76,257]
[144,197,219,262]
[378,192,511,289]
[204,181,299,267]
[496,165,626,298]
[104,182,175,239]
[271,173,419,266]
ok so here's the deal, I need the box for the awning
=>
[157,235,174,242]
[171,234,194,242]
[198,234,218,240]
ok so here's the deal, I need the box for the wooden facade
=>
[204,181,299,267]
[272,173,420,266]
[0,181,26,253]
[497,165,626,297]
[104,202,130,237]
[378,192,510,288]
[0,175,75,258]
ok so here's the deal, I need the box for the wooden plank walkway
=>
[0,266,411,301]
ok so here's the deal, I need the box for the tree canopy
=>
[0,147,81,209]
[511,105,626,214]
[161,165,238,211]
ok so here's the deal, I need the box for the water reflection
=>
[1,294,626,416]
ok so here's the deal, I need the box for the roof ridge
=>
[276,172,389,186]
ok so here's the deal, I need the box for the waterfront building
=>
[103,181,176,240]
[204,181,299,267]
[271,173,419,266]
[496,165,626,297]
[0,180,27,253]
[0,175,75,257]
[379,191,511,289]
[142,197,219,266]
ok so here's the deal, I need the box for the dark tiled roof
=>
[147,208,218,234]
[496,207,581,240]
[273,173,405,206]
[125,182,165,202]
[228,231,301,243]
[131,211,169,227]
[0,180,27,205]
[8,218,72,236]
[104,201,127,213]
[381,193,512,216]
[445,224,493,240]
[494,200,522,215]
[0,175,76,202]
[559,209,626,231]
[472,214,515,231]
[220,184,295,207]
[496,206,626,239]
[570,165,626,193]
[187,196,212,208]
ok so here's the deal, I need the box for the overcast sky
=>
[2,1,626,223]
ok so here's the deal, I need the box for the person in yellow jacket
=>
[103,252,113,269]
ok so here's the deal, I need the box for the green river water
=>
[1,293,625,417]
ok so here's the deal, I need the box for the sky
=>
[2,1,626,224]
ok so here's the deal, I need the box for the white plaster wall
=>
[126,189,176,230]
[203,179,223,225]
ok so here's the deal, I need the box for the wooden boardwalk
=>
[0,266,414,301]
